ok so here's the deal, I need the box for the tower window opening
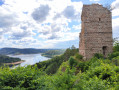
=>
[99,18,101,21]
[102,46,107,56]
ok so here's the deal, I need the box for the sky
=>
[0,0,119,49]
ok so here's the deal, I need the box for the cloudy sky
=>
[0,0,119,49]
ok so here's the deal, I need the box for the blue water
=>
[8,54,50,66]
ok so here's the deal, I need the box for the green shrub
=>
[0,65,46,89]
[69,57,77,69]
[113,41,119,52]
[77,57,98,72]
[75,53,83,60]
[94,53,104,59]
[77,61,89,72]
[77,62,119,89]
[111,56,119,66]
[48,67,77,90]
[45,62,58,75]
[108,52,119,60]
[77,76,108,90]
[36,48,78,74]
[1,46,119,90]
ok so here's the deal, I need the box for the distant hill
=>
[0,55,21,63]
[41,49,65,58]
[0,48,58,55]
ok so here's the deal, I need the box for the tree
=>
[114,41,119,52]
[71,45,76,49]
[104,4,115,11]
[69,57,76,69]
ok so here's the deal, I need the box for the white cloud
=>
[9,29,35,40]
[43,32,79,46]
[112,17,119,38]
[72,24,81,31]
[112,0,119,9]
[0,0,83,48]
[1,0,118,49]
[63,6,77,20]
[111,0,119,39]
[31,5,50,23]
[0,6,19,28]
[112,0,119,16]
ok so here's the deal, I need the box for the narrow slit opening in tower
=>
[102,46,107,57]
[99,18,101,21]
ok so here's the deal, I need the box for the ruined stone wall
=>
[79,4,113,60]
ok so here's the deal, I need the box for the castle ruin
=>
[79,4,113,60]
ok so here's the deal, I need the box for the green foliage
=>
[94,53,104,59]
[45,62,58,75]
[76,57,99,72]
[36,48,78,74]
[41,49,65,58]
[69,57,77,69]
[37,55,63,74]
[48,67,77,90]
[0,65,47,89]
[77,61,89,72]
[108,52,119,60]
[63,48,78,62]
[0,55,21,63]
[76,59,119,89]
[0,57,119,89]
[1,44,119,89]
[111,56,119,66]
[71,45,76,49]
[77,76,108,90]
[113,41,119,52]
[75,53,83,60]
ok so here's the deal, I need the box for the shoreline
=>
[8,53,42,56]
[4,60,25,65]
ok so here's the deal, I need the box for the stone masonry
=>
[79,4,113,60]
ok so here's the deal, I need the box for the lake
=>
[8,54,50,66]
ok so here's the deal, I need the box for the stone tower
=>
[79,4,113,60]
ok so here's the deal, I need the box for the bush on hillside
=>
[48,67,77,90]
[108,52,119,60]
[0,55,21,63]
[0,50,119,89]
[36,48,78,74]
[69,57,77,69]
[1,44,119,89]
[76,60,119,90]
[0,65,47,89]
[111,56,119,66]
[45,62,58,75]
[75,53,83,60]
[113,41,119,52]
[94,53,104,59]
